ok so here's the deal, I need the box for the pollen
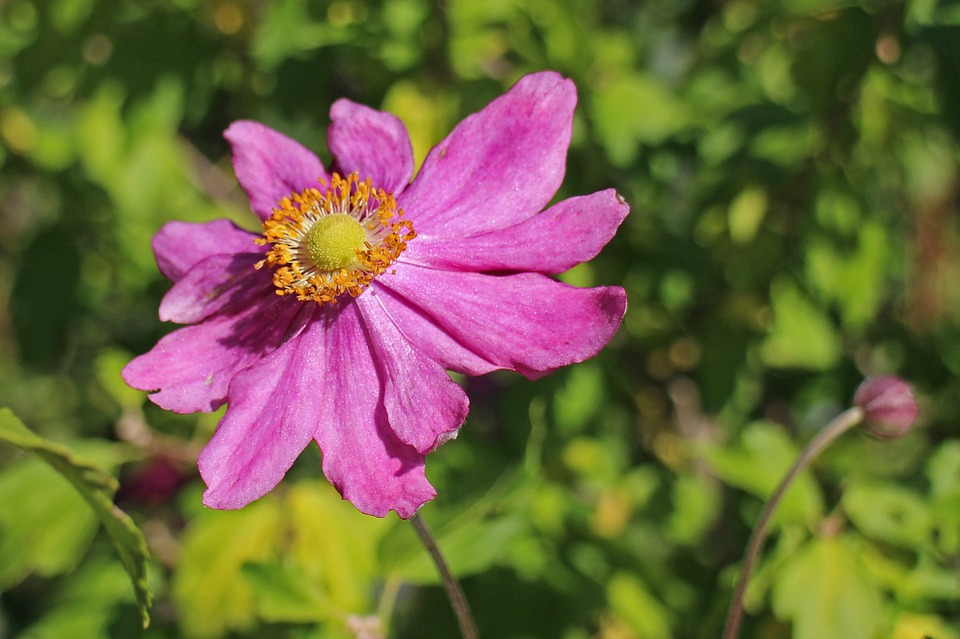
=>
[255,172,416,304]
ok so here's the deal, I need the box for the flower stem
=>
[410,513,479,639]
[721,406,864,639]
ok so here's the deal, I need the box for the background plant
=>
[1,0,958,638]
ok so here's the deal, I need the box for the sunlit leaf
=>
[0,409,152,627]
[0,454,98,586]
[701,421,824,527]
[590,73,692,166]
[281,481,387,614]
[172,499,281,638]
[842,480,932,548]
[241,562,333,624]
[927,440,960,554]
[761,278,841,370]
[381,513,525,584]
[771,536,883,639]
[607,573,673,639]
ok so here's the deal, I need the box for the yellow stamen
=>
[255,172,415,304]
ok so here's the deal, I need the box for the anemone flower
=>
[123,71,628,518]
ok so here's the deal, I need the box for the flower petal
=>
[398,71,576,236]
[404,190,629,274]
[153,219,260,283]
[327,99,414,195]
[158,252,272,324]
[356,292,468,453]
[122,295,307,414]
[314,302,436,518]
[199,307,326,509]
[225,121,329,221]
[368,283,499,376]
[377,265,626,378]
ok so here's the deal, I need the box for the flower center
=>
[305,213,366,271]
[255,172,415,305]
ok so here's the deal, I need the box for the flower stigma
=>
[256,172,416,304]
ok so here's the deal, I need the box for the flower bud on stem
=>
[723,375,919,639]
[721,406,864,639]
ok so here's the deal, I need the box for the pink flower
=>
[123,71,628,518]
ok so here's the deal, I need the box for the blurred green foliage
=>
[1,0,959,637]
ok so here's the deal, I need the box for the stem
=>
[721,406,864,639]
[377,576,401,634]
[410,513,480,639]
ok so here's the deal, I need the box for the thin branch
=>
[410,513,479,639]
[721,406,864,639]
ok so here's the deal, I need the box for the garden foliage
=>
[1,0,958,637]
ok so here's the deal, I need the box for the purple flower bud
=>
[853,376,919,440]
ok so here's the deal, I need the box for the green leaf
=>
[701,421,824,527]
[805,221,889,329]
[172,499,282,638]
[927,440,960,554]
[668,471,722,545]
[607,573,673,639]
[842,480,933,548]
[381,513,526,585]
[590,73,692,167]
[280,481,387,614]
[728,186,768,244]
[771,536,883,639]
[552,362,604,434]
[241,562,334,624]
[0,408,153,627]
[0,454,99,586]
[15,559,144,639]
[761,278,841,370]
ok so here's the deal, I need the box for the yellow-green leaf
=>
[0,408,152,627]
[771,536,883,639]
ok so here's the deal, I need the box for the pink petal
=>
[225,121,330,222]
[153,219,260,283]
[398,72,576,236]
[199,307,327,509]
[368,283,499,376]
[356,292,469,453]
[158,253,272,324]
[327,99,414,195]
[377,265,627,378]
[314,302,436,518]
[122,295,308,414]
[404,190,629,274]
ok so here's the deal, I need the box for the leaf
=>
[281,481,387,613]
[172,499,282,638]
[805,222,889,329]
[842,480,932,548]
[701,421,824,527]
[590,72,692,166]
[728,186,768,244]
[552,362,604,434]
[381,513,526,585]
[0,408,153,627]
[927,441,960,554]
[668,472,722,545]
[241,562,333,624]
[0,455,99,586]
[15,559,143,639]
[771,536,882,639]
[761,278,841,370]
[607,573,673,639]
